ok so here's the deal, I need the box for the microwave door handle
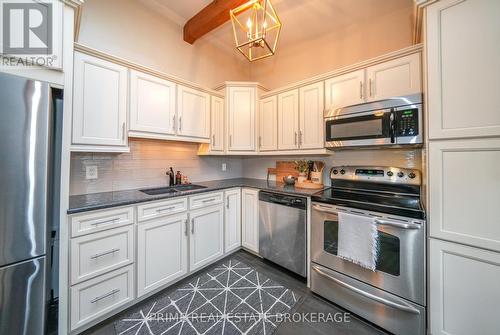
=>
[390,110,396,143]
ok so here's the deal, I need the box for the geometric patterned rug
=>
[115,259,300,335]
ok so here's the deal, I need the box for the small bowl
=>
[283,175,296,185]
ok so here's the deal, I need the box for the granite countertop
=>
[68,178,326,214]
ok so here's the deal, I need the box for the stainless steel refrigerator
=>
[0,72,61,335]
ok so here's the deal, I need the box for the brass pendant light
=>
[230,0,282,62]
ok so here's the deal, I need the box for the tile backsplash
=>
[70,138,243,195]
[241,149,423,185]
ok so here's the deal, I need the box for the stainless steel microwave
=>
[324,94,423,149]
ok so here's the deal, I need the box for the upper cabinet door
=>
[228,86,256,151]
[210,96,225,152]
[177,85,210,139]
[73,52,128,148]
[366,53,421,101]
[259,96,278,151]
[129,70,176,136]
[299,82,324,149]
[278,89,299,150]
[324,69,365,112]
[427,0,500,139]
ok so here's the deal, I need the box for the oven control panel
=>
[330,166,421,185]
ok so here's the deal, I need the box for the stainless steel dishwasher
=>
[259,191,307,277]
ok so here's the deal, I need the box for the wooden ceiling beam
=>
[183,0,249,44]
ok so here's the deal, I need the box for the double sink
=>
[140,184,207,196]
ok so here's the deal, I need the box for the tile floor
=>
[82,250,388,335]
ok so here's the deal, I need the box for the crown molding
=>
[62,0,84,9]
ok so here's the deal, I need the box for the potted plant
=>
[294,160,309,183]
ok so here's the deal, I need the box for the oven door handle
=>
[312,204,343,215]
[312,265,421,315]
[374,219,421,230]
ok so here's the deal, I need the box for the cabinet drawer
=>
[189,191,223,210]
[137,197,188,222]
[70,206,134,237]
[70,265,134,331]
[70,226,134,284]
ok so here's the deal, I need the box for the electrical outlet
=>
[86,165,98,180]
[221,163,227,172]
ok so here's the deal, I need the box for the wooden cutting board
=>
[267,161,299,182]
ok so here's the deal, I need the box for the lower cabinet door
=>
[429,238,500,335]
[241,188,259,253]
[137,214,188,297]
[189,205,224,271]
[225,189,241,253]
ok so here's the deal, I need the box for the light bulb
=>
[246,18,253,29]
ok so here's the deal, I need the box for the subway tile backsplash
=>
[69,138,243,195]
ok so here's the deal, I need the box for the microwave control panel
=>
[395,108,419,137]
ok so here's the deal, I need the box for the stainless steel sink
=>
[140,184,207,195]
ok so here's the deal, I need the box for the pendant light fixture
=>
[230,0,282,62]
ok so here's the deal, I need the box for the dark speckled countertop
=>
[68,178,326,214]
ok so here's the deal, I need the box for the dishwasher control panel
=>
[259,191,307,210]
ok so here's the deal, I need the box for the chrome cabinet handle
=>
[298,130,303,146]
[122,122,126,141]
[90,218,119,226]
[226,196,230,209]
[184,219,188,236]
[179,116,182,131]
[202,198,215,203]
[191,218,195,234]
[90,289,120,304]
[90,248,120,259]
[312,265,420,315]
[259,136,262,148]
[294,132,298,145]
[369,79,373,97]
[172,116,176,130]
[156,206,175,213]
[212,134,216,145]
[359,81,363,99]
[374,219,421,230]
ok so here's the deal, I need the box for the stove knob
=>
[332,169,338,175]
[387,171,394,177]
[397,171,404,178]
[340,169,346,175]
[408,172,416,179]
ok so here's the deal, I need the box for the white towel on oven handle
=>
[337,211,379,271]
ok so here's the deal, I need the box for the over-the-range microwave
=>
[324,94,423,149]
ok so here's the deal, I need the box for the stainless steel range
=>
[310,166,426,335]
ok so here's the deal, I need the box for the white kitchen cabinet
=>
[366,53,421,101]
[211,96,225,151]
[278,89,300,150]
[429,138,500,252]
[224,189,241,253]
[429,239,500,335]
[137,214,188,297]
[177,85,210,139]
[324,69,365,111]
[241,188,259,253]
[129,70,176,138]
[189,205,224,271]
[426,0,500,139]
[72,52,128,151]
[299,82,324,149]
[227,86,256,151]
[259,96,278,151]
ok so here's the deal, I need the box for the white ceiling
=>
[139,0,415,48]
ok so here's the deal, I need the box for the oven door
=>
[311,202,425,305]
[325,109,394,148]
